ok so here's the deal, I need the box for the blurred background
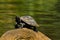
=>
[0,0,60,40]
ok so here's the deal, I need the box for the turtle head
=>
[15,16,26,27]
[15,16,21,24]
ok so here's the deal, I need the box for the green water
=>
[0,0,60,40]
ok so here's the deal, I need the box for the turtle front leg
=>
[15,24,19,29]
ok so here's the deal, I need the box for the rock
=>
[0,28,51,40]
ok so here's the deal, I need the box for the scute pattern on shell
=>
[20,16,39,27]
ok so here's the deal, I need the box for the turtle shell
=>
[20,16,39,27]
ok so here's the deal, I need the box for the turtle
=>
[15,16,39,32]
